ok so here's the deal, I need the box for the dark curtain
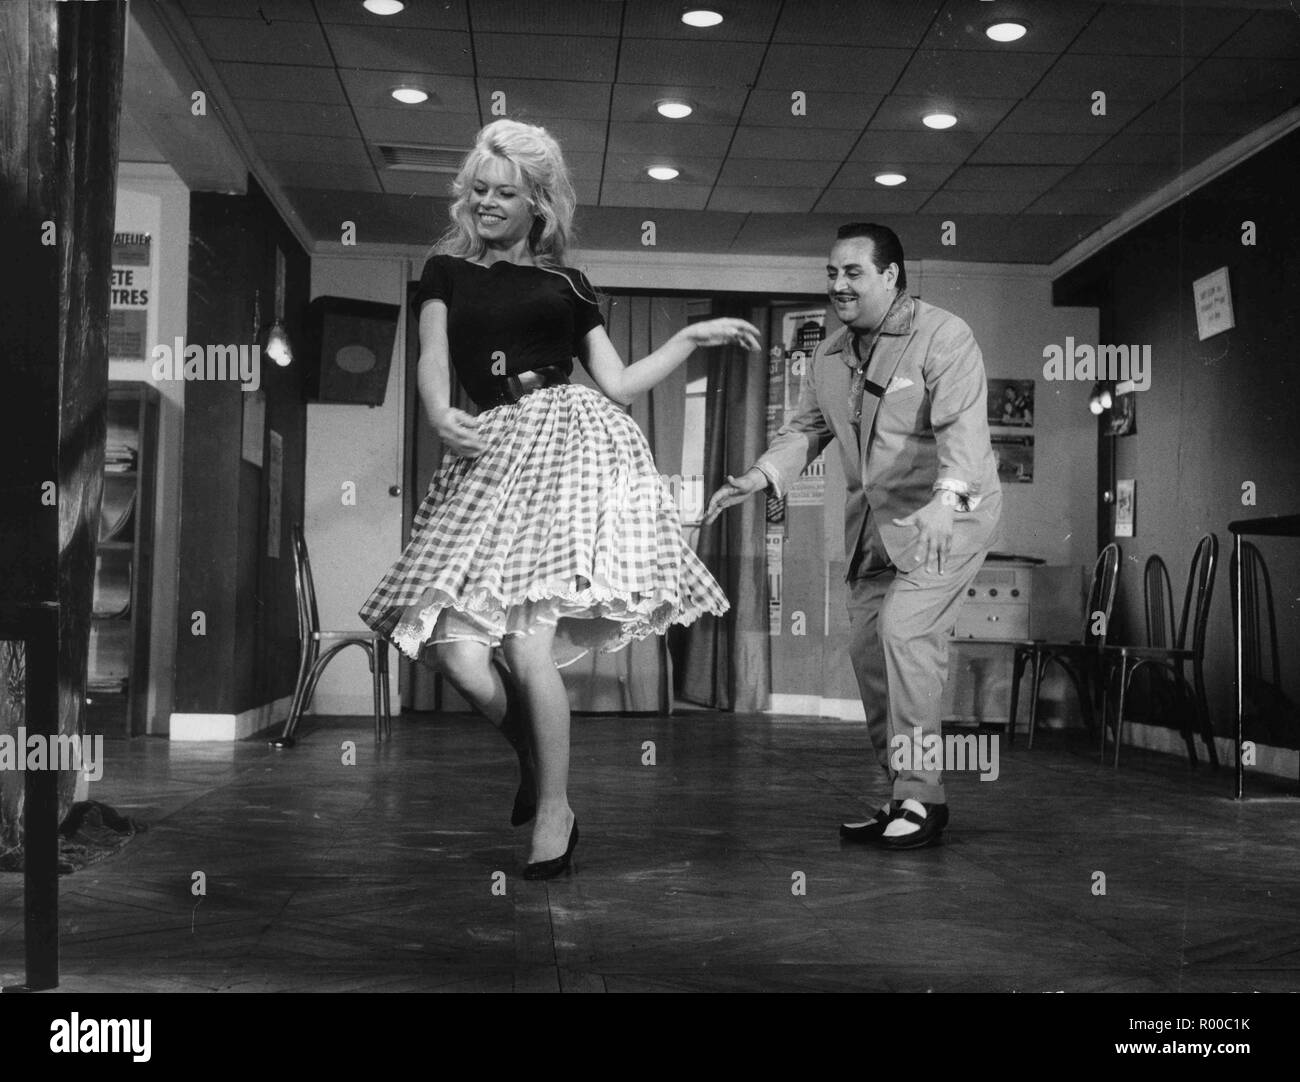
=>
[679,299,771,711]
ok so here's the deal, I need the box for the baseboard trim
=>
[1121,720,1298,783]
[766,694,866,721]
[169,694,294,742]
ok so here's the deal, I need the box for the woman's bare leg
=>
[433,641,534,793]
[501,625,574,863]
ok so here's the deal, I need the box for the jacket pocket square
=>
[884,376,916,394]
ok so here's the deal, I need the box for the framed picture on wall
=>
[1106,388,1136,436]
[991,433,1034,483]
[987,379,1034,427]
[1115,479,1135,537]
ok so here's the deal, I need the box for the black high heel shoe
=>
[523,818,578,881]
[510,784,536,827]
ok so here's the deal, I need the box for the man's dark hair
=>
[835,222,907,291]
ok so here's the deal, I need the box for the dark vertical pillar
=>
[0,0,125,990]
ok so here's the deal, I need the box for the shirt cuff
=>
[754,460,783,499]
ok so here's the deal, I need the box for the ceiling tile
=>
[969,132,1111,165]
[285,189,446,245]
[728,126,861,161]
[718,158,842,188]
[251,131,375,168]
[772,1,942,48]
[944,165,1073,191]
[1124,95,1290,134]
[606,123,737,157]
[1177,58,1300,105]
[482,79,612,122]
[994,96,1147,134]
[217,62,348,105]
[469,0,622,36]
[1084,132,1234,166]
[191,16,332,65]
[1213,10,1300,58]
[380,171,461,198]
[831,161,958,189]
[601,154,723,186]
[352,108,482,147]
[574,207,747,252]
[849,130,983,163]
[236,100,358,136]
[919,0,1097,53]
[895,50,1059,99]
[1022,188,1142,216]
[600,182,713,212]
[180,0,317,20]
[1030,53,1189,101]
[338,70,479,113]
[475,33,618,81]
[610,84,749,126]
[812,189,936,215]
[619,1,782,43]
[531,119,610,154]
[867,96,1018,133]
[312,0,469,30]
[1053,163,1183,191]
[918,189,1038,215]
[728,213,863,259]
[1069,5,1249,56]
[741,89,882,130]
[757,45,911,94]
[323,25,474,76]
[619,40,768,87]
[707,187,823,214]
[270,161,381,193]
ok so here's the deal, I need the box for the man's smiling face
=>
[827,237,899,333]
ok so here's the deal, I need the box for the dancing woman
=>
[360,120,760,879]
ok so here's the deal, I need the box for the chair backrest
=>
[1143,554,1176,649]
[1176,533,1217,658]
[1081,542,1121,645]
[290,523,321,644]
[1230,540,1279,688]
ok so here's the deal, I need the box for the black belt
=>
[484,365,570,408]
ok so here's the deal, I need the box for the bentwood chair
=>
[272,523,391,748]
[1102,534,1219,768]
[1004,543,1121,748]
[1231,541,1297,761]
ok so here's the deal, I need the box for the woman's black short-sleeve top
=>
[412,255,604,410]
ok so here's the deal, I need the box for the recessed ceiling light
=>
[875,173,907,186]
[391,87,428,105]
[657,100,694,119]
[363,0,405,14]
[681,8,724,28]
[986,21,1027,42]
[647,166,680,181]
[923,112,957,130]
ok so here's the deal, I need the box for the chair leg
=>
[1113,662,1133,767]
[1027,651,1045,750]
[379,644,392,738]
[1007,648,1027,747]
[281,641,318,742]
[1193,662,1218,768]
[369,645,383,743]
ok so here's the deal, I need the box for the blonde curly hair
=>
[434,119,576,268]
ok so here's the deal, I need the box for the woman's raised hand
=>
[686,318,763,352]
[431,406,487,457]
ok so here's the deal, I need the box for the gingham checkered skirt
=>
[359,383,729,661]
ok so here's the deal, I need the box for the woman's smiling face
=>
[470,156,533,247]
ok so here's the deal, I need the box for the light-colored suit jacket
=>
[756,293,1001,576]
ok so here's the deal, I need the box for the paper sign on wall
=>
[109,232,152,361]
[1192,267,1234,341]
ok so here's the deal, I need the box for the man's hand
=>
[892,497,955,574]
[703,467,768,525]
[431,406,487,457]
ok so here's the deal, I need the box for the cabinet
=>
[86,383,158,737]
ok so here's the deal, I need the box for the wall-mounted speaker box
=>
[304,296,400,406]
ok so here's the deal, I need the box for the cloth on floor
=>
[0,800,145,875]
